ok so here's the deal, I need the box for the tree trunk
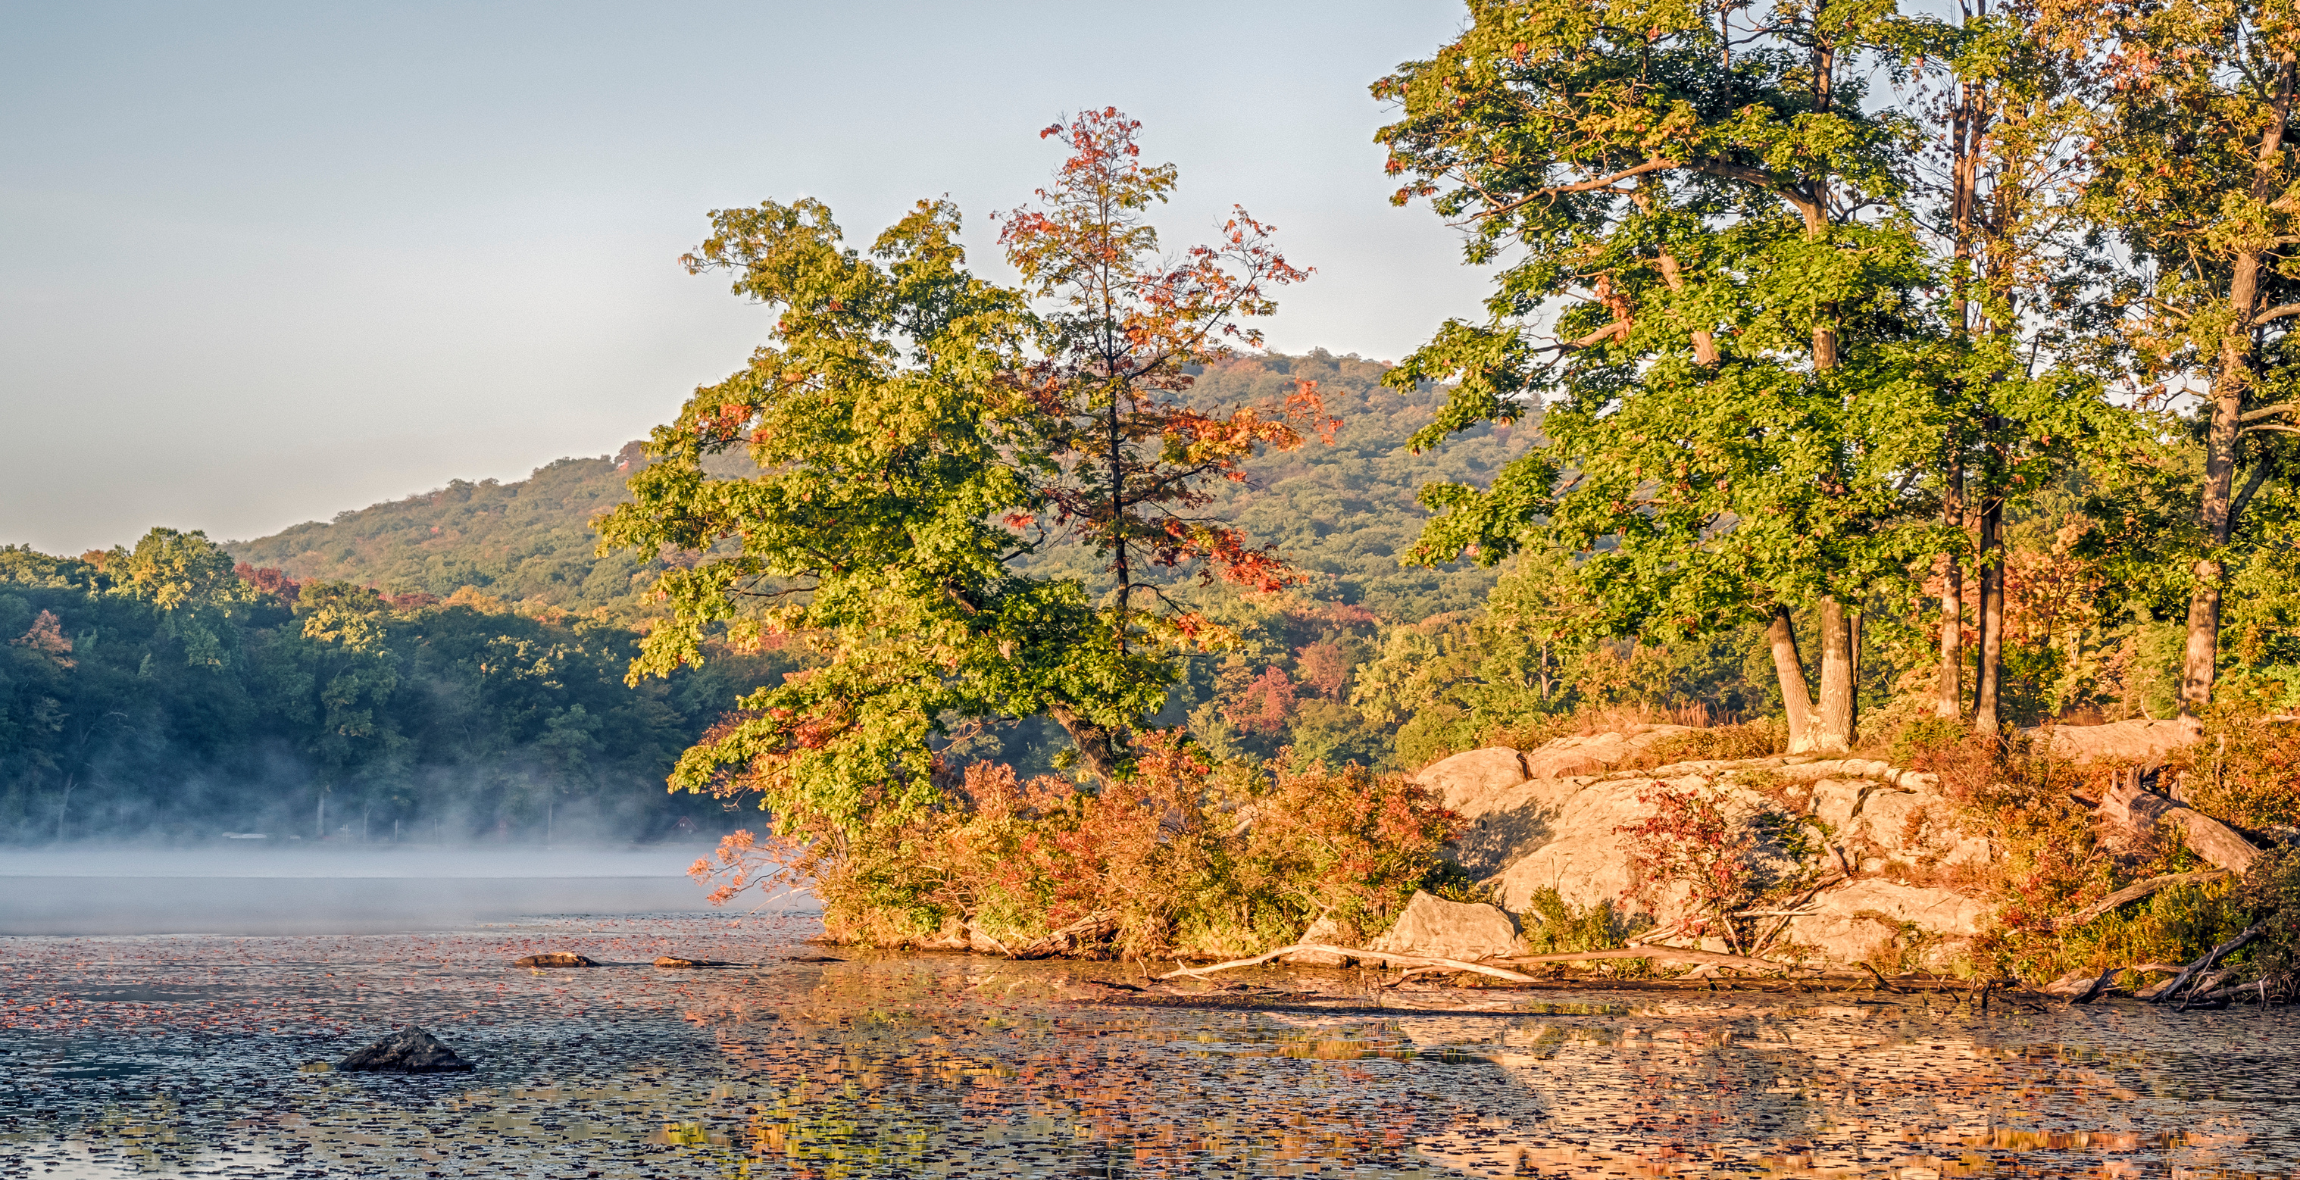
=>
[1973,498,2005,733]
[2186,61,2291,715]
[1937,459,1965,718]
[2184,267,2251,717]
[1768,606,1818,752]
[1048,704,1122,783]
[1807,598,1856,753]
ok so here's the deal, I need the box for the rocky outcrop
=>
[1401,731,2001,970]
[338,1025,474,1073]
[1366,891,1520,963]
[1780,879,1991,970]
[1282,916,1354,967]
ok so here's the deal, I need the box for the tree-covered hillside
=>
[0,532,793,843]
[227,444,659,617]
[226,352,1524,625]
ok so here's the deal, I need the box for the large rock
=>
[1434,766,1592,878]
[2042,719,2199,764]
[1367,891,1520,962]
[1282,915,1353,967]
[1518,727,1696,779]
[512,952,596,968]
[1413,747,1531,810]
[338,1025,474,1073]
[1420,728,2005,969]
[1781,879,1991,970]
[1837,786,1992,869]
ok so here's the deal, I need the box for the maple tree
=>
[598,110,1325,862]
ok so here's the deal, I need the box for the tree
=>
[2065,0,2300,716]
[597,110,1321,848]
[1375,0,1950,752]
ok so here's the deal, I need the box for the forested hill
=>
[227,444,657,617]
[226,351,1528,624]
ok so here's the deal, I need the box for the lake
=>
[2,849,2295,1178]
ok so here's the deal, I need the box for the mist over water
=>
[0,843,811,936]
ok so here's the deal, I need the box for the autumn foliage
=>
[692,733,1457,960]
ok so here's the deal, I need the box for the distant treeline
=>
[0,531,792,844]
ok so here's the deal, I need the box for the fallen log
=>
[1159,945,1541,984]
[1159,943,1836,986]
[2053,870,2234,932]
[1502,947,1819,973]
[2100,779,2259,874]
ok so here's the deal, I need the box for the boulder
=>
[337,1025,473,1073]
[1412,747,1531,811]
[1367,890,1520,962]
[1282,915,1354,967]
[2042,718,2199,764]
[1518,727,1697,780]
[1439,772,1591,877]
[512,952,596,968]
[1781,879,1990,970]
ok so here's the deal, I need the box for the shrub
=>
[1518,886,1630,954]
[2168,715,2300,835]
[694,734,1459,960]
[1614,782,1816,953]
[1641,719,1788,764]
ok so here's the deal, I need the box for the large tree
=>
[597,112,1319,841]
[2064,0,2300,716]
[1376,0,1951,752]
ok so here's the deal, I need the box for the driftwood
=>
[1160,945,1541,984]
[2054,870,2234,931]
[1503,947,1820,973]
[2151,920,2266,1006]
[1160,943,1833,986]
[2066,966,2120,1005]
[2100,778,2260,874]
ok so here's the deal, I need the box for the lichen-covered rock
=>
[338,1025,473,1073]
[1367,891,1520,962]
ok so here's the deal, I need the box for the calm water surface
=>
[2,912,2295,1179]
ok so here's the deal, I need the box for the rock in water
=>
[337,1025,474,1073]
[512,952,597,968]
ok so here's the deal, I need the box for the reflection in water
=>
[1,913,2295,1177]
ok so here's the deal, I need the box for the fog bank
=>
[0,844,812,936]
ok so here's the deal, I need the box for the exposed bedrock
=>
[1378,718,2240,971]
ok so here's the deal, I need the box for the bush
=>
[696,734,1460,960]
[1641,719,1788,764]
[2169,716,2300,834]
[1518,886,1630,954]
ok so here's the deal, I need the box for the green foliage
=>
[1517,887,1630,956]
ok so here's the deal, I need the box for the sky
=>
[0,1,1492,554]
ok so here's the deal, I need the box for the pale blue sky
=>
[0,1,1490,553]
